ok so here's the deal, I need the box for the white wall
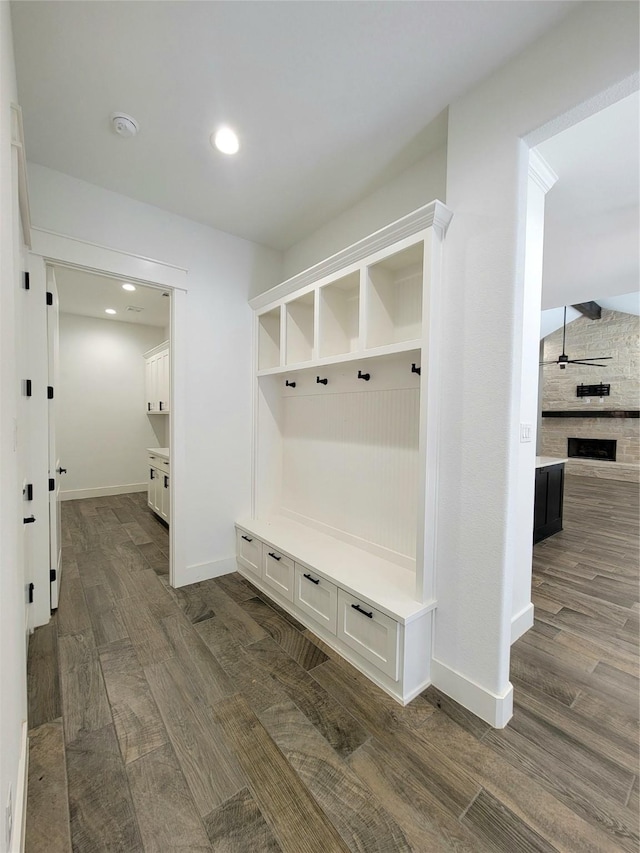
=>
[0,3,28,850]
[282,144,447,278]
[28,162,283,583]
[276,0,639,726]
[434,0,638,723]
[58,313,165,498]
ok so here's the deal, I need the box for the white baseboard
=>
[511,602,534,644]
[431,659,513,728]
[175,556,237,588]
[11,720,28,853]
[60,483,147,501]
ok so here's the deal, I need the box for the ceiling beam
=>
[572,301,602,320]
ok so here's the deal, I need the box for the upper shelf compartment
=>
[258,307,281,370]
[253,201,452,377]
[285,291,315,365]
[318,271,360,358]
[366,242,424,349]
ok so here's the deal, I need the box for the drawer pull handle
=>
[268,552,282,561]
[241,535,253,543]
[351,603,373,619]
[303,573,320,585]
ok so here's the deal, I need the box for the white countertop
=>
[147,447,169,460]
[536,456,567,469]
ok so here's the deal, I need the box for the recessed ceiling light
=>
[212,126,240,155]
[122,283,136,292]
[105,308,117,315]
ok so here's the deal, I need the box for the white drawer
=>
[148,454,169,474]
[294,565,337,634]
[262,547,294,602]
[236,529,262,578]
[337,589,399,680]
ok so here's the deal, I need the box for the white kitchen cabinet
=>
[236,201,451,705]
[147,450,169,524]
[144,341,170,414]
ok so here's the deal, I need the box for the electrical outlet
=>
[520,423,533,443]
[5,785,13,851]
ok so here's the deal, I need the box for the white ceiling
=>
[55,267,170,328]
[11,1,576,250]
[538,93,639,310]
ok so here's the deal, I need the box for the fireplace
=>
[567,437,617,462]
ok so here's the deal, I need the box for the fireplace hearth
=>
[568,437,617,462]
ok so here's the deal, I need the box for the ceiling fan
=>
[540,306,612,369]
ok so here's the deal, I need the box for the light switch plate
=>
[520,423,533,443]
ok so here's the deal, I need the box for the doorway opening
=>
[47,264,174,609]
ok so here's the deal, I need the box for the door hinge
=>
[46,291,53,306]
[28,583,34,603]
[23,515,36,524]
[24,483,33,501]
[24,271,30,290]
[47,386,54,399]
[50,569,57,582]
[49,478,55,492]
[24,379,32,397]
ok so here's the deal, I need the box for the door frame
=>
[28,228,187,625]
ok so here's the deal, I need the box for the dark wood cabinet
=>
[533,463,564,544]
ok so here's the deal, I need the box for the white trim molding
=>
[511,602,535,644]
[28,235,188,597]
[431,659,514,728]
[250,200,453,310]
[10,104,32,248]
[177,556,237,588]
[528,151,559,194]
[12,720,29,853]
[30,228,188,289]
[60,483,147,502]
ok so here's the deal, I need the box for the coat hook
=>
[285,380,296,388]
[316,376,328,385]
[411,363,421,375]
[357,370,370,381]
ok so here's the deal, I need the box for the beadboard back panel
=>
[281,388,419,560]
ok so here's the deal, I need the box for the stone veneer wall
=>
[541,308,639,483]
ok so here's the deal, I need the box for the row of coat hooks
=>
[284,363,421,388]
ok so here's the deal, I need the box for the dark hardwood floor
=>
[25,475,639,852]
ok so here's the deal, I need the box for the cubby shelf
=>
[257,338,421,377]
[246,200,452,705]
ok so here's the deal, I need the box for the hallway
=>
[25,477,639,852]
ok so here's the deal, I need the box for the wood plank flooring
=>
[25,476,639,852]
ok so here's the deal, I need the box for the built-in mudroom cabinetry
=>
[147,448,170,523]
[145,339,170,525]
[144,341,170,414]
[236,201,452,704]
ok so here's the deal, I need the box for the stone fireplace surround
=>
[540,308,639,483]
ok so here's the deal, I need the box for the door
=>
[46,267,62,610]
[19,250,34,629]
[159,348,170,412]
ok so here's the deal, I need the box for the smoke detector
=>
[110,112,139,138]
